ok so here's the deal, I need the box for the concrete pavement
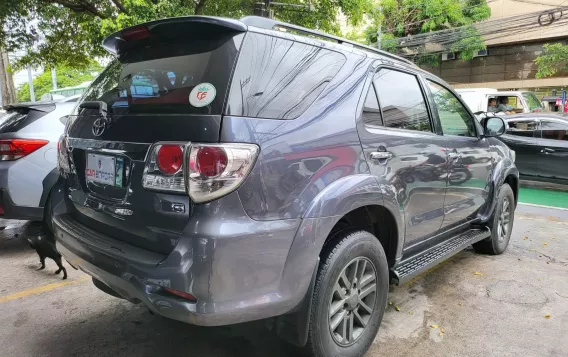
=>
[0,204,567,357]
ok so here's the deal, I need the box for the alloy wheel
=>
[498,196,512,242]
[328,257,377,346]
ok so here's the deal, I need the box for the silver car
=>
[0,97,76,228]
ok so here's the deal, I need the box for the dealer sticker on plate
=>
[86,153,121,186]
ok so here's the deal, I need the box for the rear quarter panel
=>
[223,53,372,221]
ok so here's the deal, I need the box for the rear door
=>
[64,20,245,255]
[500,118,540,178]
[358,65,448,248]
[425,80,492,231]
[536,118,568,181]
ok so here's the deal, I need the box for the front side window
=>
[506,119,538,137]
[541,120,568,141]
[427,81,476,137]
[373,69,431,132]
[227,33,346,119]
[497,96,523,113]
[362,83,382,127]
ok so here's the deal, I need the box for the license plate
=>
[85,153,123,187]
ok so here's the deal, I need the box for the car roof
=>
[504,113,568,121]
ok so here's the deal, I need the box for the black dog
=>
[28,235,67,280]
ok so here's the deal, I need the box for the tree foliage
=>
[1,0,372,70]
[364,0,491,63]
[535,43,568,79]
[16,63,102,102]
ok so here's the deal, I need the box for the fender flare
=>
[279,175,402,312]
[276,174,403,346]
[479,157,519,223]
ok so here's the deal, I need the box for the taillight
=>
[187,143,259,203]
[142,143,187,193]
[0,139,48,161]
[195,146,227,177]
[122,25,151,41]
[157,145,183,175]
[163,288,197,302]
[57,135,71,173]
[142,142,259,203]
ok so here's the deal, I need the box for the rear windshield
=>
[79,33,244,115]
[0,107,52,133]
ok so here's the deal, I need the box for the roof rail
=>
[240,16,415,67]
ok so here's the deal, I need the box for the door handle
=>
[370,151,393,160]
[541,148,555,153]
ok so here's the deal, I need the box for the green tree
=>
[364,0,491,63]
[16,64,102,102]
[1,0,373,70]
[535,43,568,79]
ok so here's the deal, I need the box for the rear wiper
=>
[79,101,110,123]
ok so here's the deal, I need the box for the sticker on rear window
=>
[190,83,216,107]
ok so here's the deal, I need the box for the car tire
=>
[473,183,515,255]
[304,229,388,357]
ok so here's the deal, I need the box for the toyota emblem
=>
[92,118,106,137]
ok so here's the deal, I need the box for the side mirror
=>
[59,115,69,125]
[483,117,506,137]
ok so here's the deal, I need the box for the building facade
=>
[420,0,568,98]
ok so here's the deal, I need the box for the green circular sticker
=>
[189,82,216,107]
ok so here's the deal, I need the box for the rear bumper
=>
[54,192,304,326]
[0,189,44,221]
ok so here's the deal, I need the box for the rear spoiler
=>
[102,16,248,55]
[3,102,56,113]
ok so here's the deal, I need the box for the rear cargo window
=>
[79,33,244,115]
[227,33,346,120]
[0,107,52,133]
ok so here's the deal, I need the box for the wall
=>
[420,39,568,88]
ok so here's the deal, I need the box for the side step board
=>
[391,228,491,285]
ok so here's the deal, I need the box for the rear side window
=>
[227,33,346,119]
[373,69,431,132]
[541,120,568,141]
[80,32,243,115]
[506,120,537,138]
[362,83,382,127]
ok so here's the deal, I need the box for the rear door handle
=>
[541,148,555,153]
[370,151,393,160]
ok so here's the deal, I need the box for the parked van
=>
[456,88,544,114]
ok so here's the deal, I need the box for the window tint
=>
[427,81,475,137]
[541,120,568,141]
[374,69,431,132]
[506,120,537,138]
[0,108,52,134]
[362,83,382,126]
[80,32,243,115]
[227,33,346,119]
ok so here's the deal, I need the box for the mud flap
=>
[275,257,319,347]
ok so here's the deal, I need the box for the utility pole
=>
[27,66,35,102]
[253,1,271,18]
[377,5,382,50]
[51,68,57,90]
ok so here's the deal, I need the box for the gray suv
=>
[52,16,519,357]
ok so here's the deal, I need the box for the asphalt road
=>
[0,204,567,357]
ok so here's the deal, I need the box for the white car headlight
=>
[510,149,516,162]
